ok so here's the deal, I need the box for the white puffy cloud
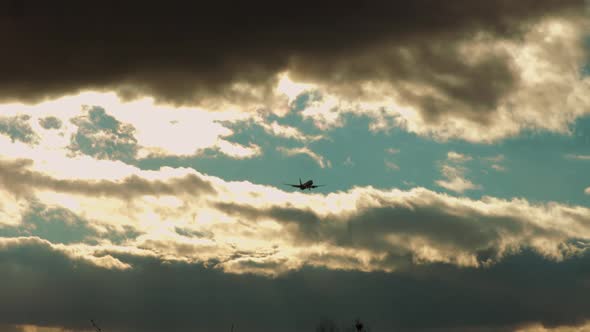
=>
[448,151,472,163]
[276,146,331,168]
[258,119,323,142]
[436,152,480,193]
[214,140,262,159]
[436,164,481,193]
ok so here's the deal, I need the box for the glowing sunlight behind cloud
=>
[276,72,316,102]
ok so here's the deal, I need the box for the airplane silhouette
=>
[284,178,326,190]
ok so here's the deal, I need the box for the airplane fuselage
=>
[295,180,314,190]
[285,179,324,191]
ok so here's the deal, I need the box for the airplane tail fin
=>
[299,178,302,186]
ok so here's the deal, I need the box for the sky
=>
[0,1,590,331]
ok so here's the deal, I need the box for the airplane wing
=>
[311,185,326,188]
[284,183,301,187]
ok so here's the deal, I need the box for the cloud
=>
[1,155,590,330]
[0,2,587,142]
[436,152,480,193]
[3,154,590,276]
[224,114,324,143]
[448,151,473,163]
[517,322,590,332]
[436,164,481,193]
[0,202,97,244]
[384,160,400,171]
[4,155,590,274]
[343,156,354,167]
[565,154,590,160]
[213,140,262,159]
[259,120,323,142]
[0,115,39,144]
[0,201,142,245]
[482,154,507,172]
[213,186,590,271]
[1,149,590,331]
[2,237,590,332]
[0,324,70,332]
[585,187,590,195]
[37,116,62,130]
[277,146,331,168]
[483,154,506,163]
[0,236,131,271]
[68,106,138,161]
[491,164,507,172]
[385,148,400,154]
[384,148,401,171]
[0,158,215,198]
[294,16,590,142]
[0,94,261,162]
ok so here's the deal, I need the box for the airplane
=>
[284,178,326,191]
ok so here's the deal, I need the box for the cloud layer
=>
[1,2,590,331]
[2,157,590,274]
[1,152,590,330]
[2,237,590,332]
[1,1,588,141]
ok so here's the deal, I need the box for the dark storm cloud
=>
[38,116,62,130]
[1,237,590,332]
[0,158,215,198]
[69,106,138,161]
[0,115,39,144]
[0,1,584,119]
